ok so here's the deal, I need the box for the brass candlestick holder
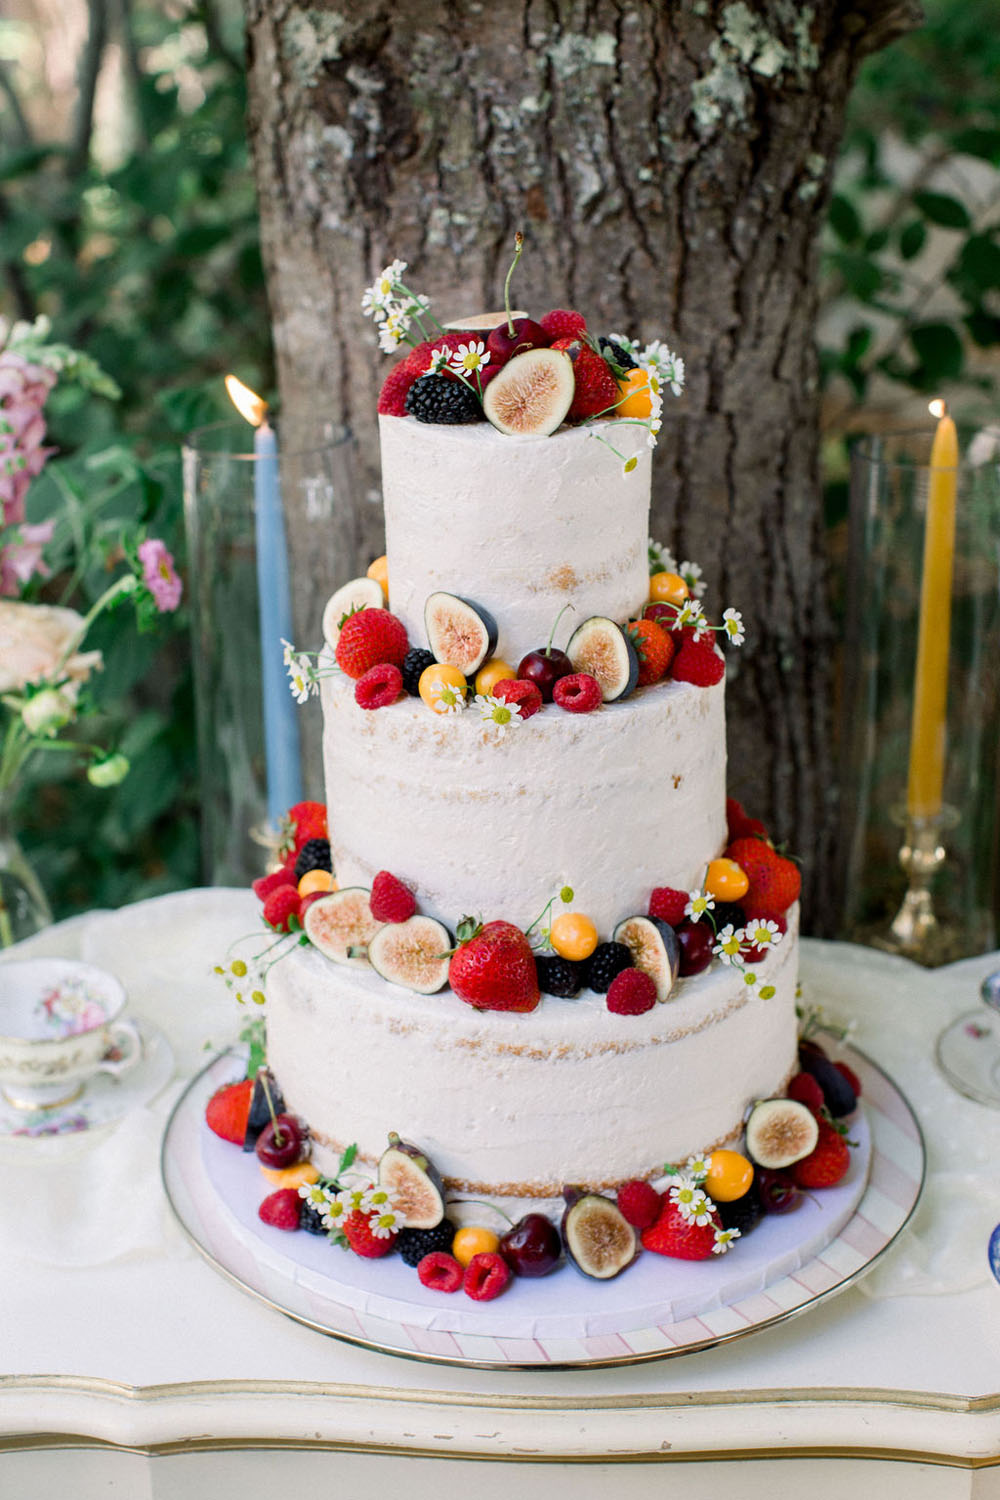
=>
[878,806,961,964]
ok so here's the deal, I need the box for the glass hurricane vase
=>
[0,795,52,948]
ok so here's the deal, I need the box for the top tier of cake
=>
[380,415,651,661]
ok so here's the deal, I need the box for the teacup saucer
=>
[0,1018,174,1139]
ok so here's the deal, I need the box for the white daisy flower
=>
[450,340,490,377]
[722,607,746,646]
[668,1178,705,1218]
[712,1225,741,1254]
[713,924,744,966]
[378,307,411,353]
[361,1184,397,1214]
[679,560,706,599]
[476,693,522,737]
[368,1207,405,1239]
[640,340,685,396]
[685,1153,713,1179]
[426,348,449,374]
[744,918,783,952]
[430,679,466,715]
[286,661,314,704]
[649,538,679,576]
[337,1184,370,1215]
[684,889,715,922]
[688,1195,717,1227]
[361,259,408,318]
[281,638,295,666]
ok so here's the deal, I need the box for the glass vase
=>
[0,798,53,949]
[836,424,1000,964]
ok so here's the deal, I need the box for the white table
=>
[1,889,999,1499]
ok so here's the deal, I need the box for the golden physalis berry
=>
[367,554,389,602]
[475,658,518,696]
[550,912,599,962]
[418,662,469,714]
[259,1160,321,1190]
[298,868,335,898]
[704,858,750,902]
[704,1150,754,1202]
[649,571,690,607]
[615,366,655,419]
[452,1225,500,1267]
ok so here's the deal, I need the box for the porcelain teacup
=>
[0,958,141,1110]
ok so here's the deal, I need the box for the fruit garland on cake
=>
[204,1020,861,1298]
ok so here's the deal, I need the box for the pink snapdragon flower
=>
[137,537,182,612]
[0,350,56,528]
[0,519,55,597]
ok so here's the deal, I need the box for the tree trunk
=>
[245,0,920,927]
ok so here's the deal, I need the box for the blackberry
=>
[401,647,437,696]
[405,374,483,425]
[711,902,746,932]
[294,838,332,880]
[536,954,584,998]
[299,1199,329,1235]
[397,1218,456,1268]
[585,941,633,994]
[599,336,638,371]
[717,1182,763,1237]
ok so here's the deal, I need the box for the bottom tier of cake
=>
[265,912,800,1197]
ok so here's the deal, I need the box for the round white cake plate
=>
[0,1018,173,1141]
[161,1038,924,1370]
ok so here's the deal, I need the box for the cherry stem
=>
[456,1198,514,1227]
[545,602,574,658]
[503,231,524,337]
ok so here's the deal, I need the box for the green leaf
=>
[828,193,862,245]
[909,321,965,383]
[951,128,1000,163]
[913,191,971,229]
[898,219,926,261]
[964,311,1000,348]
[956,234,1000,291]
[338,1143,358,1175]
[828,250,884,301]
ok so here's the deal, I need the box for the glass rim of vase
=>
[851,424,1000,473]
[182,419,353,461]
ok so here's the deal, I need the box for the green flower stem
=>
[55,573,137,674]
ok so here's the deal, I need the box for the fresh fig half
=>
[612,915,680,1002]
[425,592,499,676]
[368,916,452,994]
[566,617,639,702]
[561,1189,637,1279]
[303,887,383,969]
[744,1098,819,1170]
[322,577,385,649]
[242,1066,286,1153]
[483,348,574,436]
[377,1132,446,1229]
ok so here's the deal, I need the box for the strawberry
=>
[258,1188,302,1231]
[672,639,725,687]
[726,837,801,918]
[205,1077,253,1144]
[342,1208,397,1258]
[617,1179,662,1230]
[262,884,301,932]
[448,919,540,1013]
[493,678,543,720]
[790,1116,851,1189]
[648,886,688,926]
[626,618,674,686]
[641,1198,720,1260]
[370,870,417,924]
[285,800,328,851]
[252,866,297,902]
[726,797,768,842]
[335,607,409,680]
[540,308,587,340]
[550,337,620,421]
[377,362,419,416]
[787,1071,825,1112]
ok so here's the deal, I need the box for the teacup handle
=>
[97,1019,142,1079]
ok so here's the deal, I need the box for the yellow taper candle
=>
[906,401,959,819]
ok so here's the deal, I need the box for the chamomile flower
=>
[687,1195,717,1227]
[743,918,783,952]
[361,259,407,318]
[450,341,490,378]
[640,340,685,396]
[426,348,449,374]
[647,416,662,450]
[431,678,467,715]
[378,307,411,353]
[685,1153,713,1179]
[649,538,680,576]
[684,889,715,922]
[679,560,706,599]
[712,1225,741,1254]
[670,1180,709,1220]
[623,454,640,475]
[476,693,522,737]
[722,607,746,646]
[361,1184,398,1215]
[337,1184,371,1216]
[369,1207,406,1239]
[286,655,318,704]
[713,924,744,965]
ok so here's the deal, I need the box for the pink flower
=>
[138,537,182,612]
[0,519,55,596]
[0,350,57,527]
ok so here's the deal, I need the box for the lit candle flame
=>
[225,374,268,428]
[928,398,947,420]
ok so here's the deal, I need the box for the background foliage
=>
[0,0,996,918]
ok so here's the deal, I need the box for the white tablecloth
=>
[1,889,999,1479]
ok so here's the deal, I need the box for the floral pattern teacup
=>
[0,958,140,1109]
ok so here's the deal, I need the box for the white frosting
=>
[323,668,727,935]
[265,911,800,1196]
[380,416,651,661]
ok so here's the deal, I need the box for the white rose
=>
[0,600,102,694]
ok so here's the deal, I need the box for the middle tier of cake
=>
[323,670,727,935]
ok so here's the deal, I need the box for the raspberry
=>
[205,1077,253,1144]
[401,647,436,696]
[370,869,417,924]
[493,677,543,720]
[648,886,688,926]
[258,1189,301,1231]
[398,1219,456,1268]
[335,607,408,680]
[463,1250,511,1301]
[835,1060,862,1098]
[616,1179,661,1229]
[606,968,657,1015]
[586,941,632,993]
[787,1071,825,1111]
[672,640,725,687]
[262,885,301,932]
[540,308,587,340]
[553,672,602,713]
[535,953,584,998]
[405,373,483,425]
[355,661,403,709]
[625,618,674,687]
[377,362,418,416]
[252,867,297,902]
[293,838,332,880]
[551,337,620,421]
[417,1251,464,1292]
[342,1208,397,1258]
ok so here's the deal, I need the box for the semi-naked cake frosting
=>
[265,395,801,1198]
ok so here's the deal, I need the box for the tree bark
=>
[245,0,920,926]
